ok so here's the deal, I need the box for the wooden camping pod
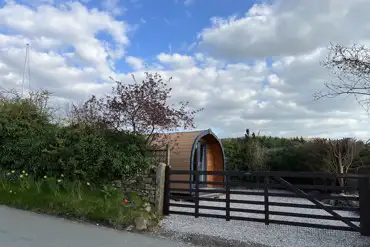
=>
[152,129,226,191]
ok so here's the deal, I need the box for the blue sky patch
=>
[111,0,258,62]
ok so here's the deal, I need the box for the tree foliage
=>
[223,129,268,171]
[71,72,202,147]
[223,132,368,175]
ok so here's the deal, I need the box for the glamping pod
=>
[153,129,226,191]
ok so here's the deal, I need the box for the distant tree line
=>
[222,129,370,175]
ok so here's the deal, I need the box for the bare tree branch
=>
[315,43,370,111]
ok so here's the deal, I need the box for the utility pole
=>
[22,43,31,98]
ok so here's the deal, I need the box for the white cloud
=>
[125,56,144,70]
[0,1,129,101]
[0,0,370,141]
[0,1,129,73]
[198,0,370,59]
[157,53,195,69]
[13,0,54,7]
[101,0,125,16]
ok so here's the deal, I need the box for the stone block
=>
[134,216,148,231]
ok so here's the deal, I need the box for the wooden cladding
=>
[152,130,225,191]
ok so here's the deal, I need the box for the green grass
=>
[0,170,154,229]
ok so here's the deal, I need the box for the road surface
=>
[0,205,193,247]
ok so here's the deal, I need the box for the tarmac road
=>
[0,205,193,247]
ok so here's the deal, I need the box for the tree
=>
[248,136,268,171]
[356,141,370,170]
[71,71,202,147]
[70,95,108,129]
[313,138,362,187]
[315,43,370,112]
[222,137,246,171]
[244,129,268,171]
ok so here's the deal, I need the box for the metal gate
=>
[163,168,370,236]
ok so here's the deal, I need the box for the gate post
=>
[358,167,370,236]
[225,171,230,221]
[264,175,269,225]
[194,170,200,218]
[359,173,370,236]
[163,165,171,216]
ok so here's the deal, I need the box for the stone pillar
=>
[154,163,167,216]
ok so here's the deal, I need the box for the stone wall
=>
[112,163,167,215]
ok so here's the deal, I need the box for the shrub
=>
[0,91,151,184]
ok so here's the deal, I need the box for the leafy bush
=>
[50,126,152,182]
[0,91,151,184]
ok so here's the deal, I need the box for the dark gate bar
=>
[225,173,230,221]
[264,176,269,225]
[194,171,200,218]
[165,169,368,235]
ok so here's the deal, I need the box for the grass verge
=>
[0,169,155,229]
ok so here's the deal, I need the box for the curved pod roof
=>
[189,129,226,172]
[152,129,226,172]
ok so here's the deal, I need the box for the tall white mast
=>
[21,43,31,97]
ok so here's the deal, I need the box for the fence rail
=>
[168,169,370,178]
[164,168,370,236]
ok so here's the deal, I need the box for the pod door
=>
[195,141,207,186]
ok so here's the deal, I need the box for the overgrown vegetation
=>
[0,71,199,227]
[0,169,151,228]
[0,90,151,183]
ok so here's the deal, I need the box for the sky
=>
[0,0,370,139]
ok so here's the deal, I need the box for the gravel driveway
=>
[159,191,370,247]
